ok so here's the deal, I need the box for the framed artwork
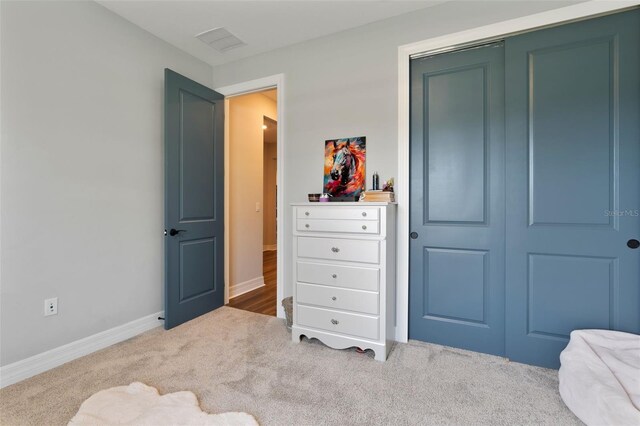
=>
[323,136,366,198]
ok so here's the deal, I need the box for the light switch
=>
[256,202,261,212]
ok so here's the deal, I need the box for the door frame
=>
[215,74,286,318]
[396,0,639,343]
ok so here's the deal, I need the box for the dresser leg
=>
[374,347,387,362]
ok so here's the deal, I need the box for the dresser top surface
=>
[291,202,396,206]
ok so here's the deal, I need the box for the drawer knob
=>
[362,225,367,230]
[331,247,340,253]
[305,211,310,216]
[305,224,310,228]
[331,319,339,325]
[362,212,367,217]
[331,296,337,301]
[331,274,337,279]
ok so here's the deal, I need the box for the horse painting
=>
[323,137,366,198]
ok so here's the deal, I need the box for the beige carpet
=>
[0,307,580,425]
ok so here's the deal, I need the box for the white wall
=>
[228,93,277,294]
[211,1,579,301]
[0,1,213,366]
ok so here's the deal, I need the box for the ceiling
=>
[97,1,446,67]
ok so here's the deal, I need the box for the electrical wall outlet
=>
[44,297,58,316]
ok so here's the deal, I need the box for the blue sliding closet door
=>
[504,10,640,368]
[409,9,640,368]
[409,44,506,356]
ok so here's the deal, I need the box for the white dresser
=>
[291,202,396,361]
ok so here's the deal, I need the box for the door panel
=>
[426,66,487,223]
[505,10,640,367]
[423,248,488,324]
[179,91,217,221]
[527,254,614,337]
[409,44,506,356]
[528,39,614,226]
[165,69,225,329]
[180,238,216,301]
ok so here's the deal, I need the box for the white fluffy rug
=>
[68,382,258,425]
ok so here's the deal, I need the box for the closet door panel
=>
[409,43,506,357]
[505,10,640,368]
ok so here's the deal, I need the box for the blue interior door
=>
[409,44,506,356]
[164,69,225,329]
[505,10,640,368]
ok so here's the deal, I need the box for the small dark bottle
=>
[372,172,379,190]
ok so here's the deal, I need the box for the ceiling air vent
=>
[196,27,246,52]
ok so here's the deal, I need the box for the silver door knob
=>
[362,225,367,230]
[331,319,339,325]
[331,296,337,301]
[305,211,310,216]
[331,247,340,253]
[362,212,367,217]
[331,274,337,278]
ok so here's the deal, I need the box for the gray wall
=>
[211,1,578,301]
[0,1,213,365]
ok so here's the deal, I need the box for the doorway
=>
[225,89,279,316]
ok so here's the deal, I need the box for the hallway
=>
[227,251,277,316]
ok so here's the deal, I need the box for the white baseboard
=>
[263,244,277,251]
[0,311,164,389]
[230,276,265,299]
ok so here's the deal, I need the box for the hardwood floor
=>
[227,250,277,316]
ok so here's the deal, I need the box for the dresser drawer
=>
[297,283,379,315]
[296,305,379,340]
[297,261,379,291]
[296,219,379,235]
[297,237,380,264]
[296,206,379,221]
